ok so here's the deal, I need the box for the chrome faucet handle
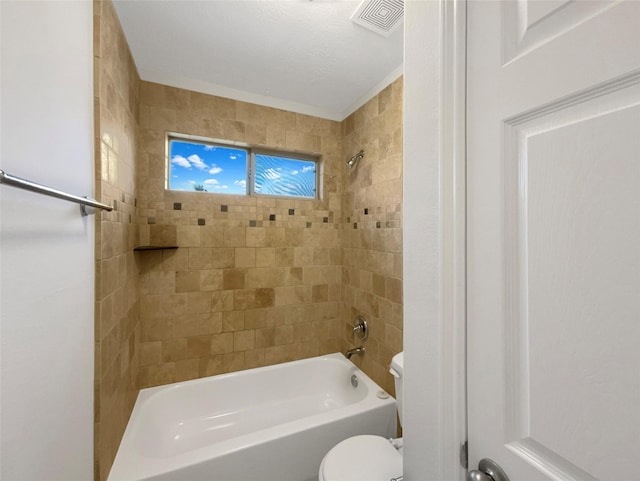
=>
[352,315,368,341]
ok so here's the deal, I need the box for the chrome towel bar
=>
[0,169,113,216]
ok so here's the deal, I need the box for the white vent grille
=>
[351,0,404,38]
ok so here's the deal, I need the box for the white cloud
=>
[234,180,247,187]
[204,145,215,151]
[204,178,220,185]
[187,154,208,170]
[263,168,281,180]
[301,165,315,173]
[209,165,223,175]
[291,170,299,175]
[171,155,191,169]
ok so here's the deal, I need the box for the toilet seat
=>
[318,435,402,481]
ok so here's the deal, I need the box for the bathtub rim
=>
[108,352,396,481]
[137,352,376,403]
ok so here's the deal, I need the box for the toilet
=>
[318,352,404,481]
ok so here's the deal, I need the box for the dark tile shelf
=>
[133,245,178,251]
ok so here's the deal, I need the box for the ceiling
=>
[112,1,404,121]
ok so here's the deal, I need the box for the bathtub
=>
[108,353,396,481]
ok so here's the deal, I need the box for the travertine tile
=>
[140,341,161,366]
[141,317,173,342]
[223,226,246,247]
[385,277,402,304]
[244,349,265,369]
[222,352,245,373]
[223,269,246,290]
[210,332,234,354]
[149,224,177,246]
[235,247,256,268]
[293,247,313,266]
[185,291,212,314]
[200,226,224,247]
[233,330,255,352]
[274,247,294,266]
[210,248,235,269]
[187,335,212,358]
[162,248,189,271]
[138,363,176,389]
[285,130,320,152]
[177,226,200,247]
[211,290,234,312]
[175,270,200,292]
[175,358,200,381]
[312,284,329,303]
[340,76,404,392]
[263,345,290,365]
[242,268,266,289]
[255,288,275,308]
[274,325,294,345]
[161,338,187,362]
[200,355,221,376]
[222,311,245,332]
[255,328,275,348]
[245,227,266,247]
[145,270,175,295]
[174,312,223,338]
[95,4,142,479]
[200,269,223,291]
[148,106,176,131]
[213,96,236,120]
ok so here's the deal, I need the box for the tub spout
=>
[346,346,365,359]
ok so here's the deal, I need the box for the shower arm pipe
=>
[0,169,113,216]
[347,149,364,169]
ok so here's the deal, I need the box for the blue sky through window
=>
[254,154,316,198]
[169,140,247,194]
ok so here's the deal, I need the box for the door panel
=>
[467,1,640,479]
[504,85,640,480]
[503,1,617,63]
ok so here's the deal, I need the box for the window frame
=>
[166,132,320,200]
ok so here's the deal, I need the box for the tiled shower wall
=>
[133,78,403,395]
[94,2,141,480]
[135,82,346,387]
[342,78,403,396]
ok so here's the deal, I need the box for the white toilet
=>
[318,352,404,481]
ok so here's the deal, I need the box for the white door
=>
[467,1,640,480]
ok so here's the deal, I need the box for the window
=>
[168,138,248,195]
[253,152,317,198]
[167,135,318,199]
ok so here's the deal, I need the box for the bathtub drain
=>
[350,374,358,387]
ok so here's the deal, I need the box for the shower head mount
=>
[347,150,365,169]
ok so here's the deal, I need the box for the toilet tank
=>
[389,352,404,426]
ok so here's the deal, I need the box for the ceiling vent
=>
[351,0,404,38]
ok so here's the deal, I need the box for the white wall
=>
[403,1,444,478]
[403,1,467,480]
[0,2,94,480]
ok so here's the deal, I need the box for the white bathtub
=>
[108,353,396,481]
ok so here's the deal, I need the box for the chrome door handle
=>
[467,458,510,481]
